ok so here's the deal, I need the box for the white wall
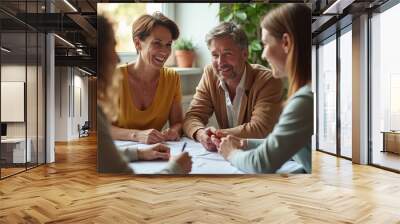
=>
[1,65,26,140]
[72,73,89,138]
[1,65,30,138]
[175,3,220,69]
[1,63,46,164]
[55,67,69,141]
[1,65,26,81]
[54,67,89,141]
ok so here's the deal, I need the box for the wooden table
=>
[381,131,400,154]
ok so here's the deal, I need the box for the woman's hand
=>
[162,128,181,141]
[218,135,247,160]
[138,143,170,160]
[170,152,192,174]
[136,129,165,144]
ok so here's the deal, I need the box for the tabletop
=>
[114,137,244,174]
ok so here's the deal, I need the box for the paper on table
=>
[191,157,242,174]
[114,140,138,148]
[128,161,167,174]
[115,138,243,174]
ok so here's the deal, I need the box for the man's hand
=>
[195,127,217,151]
[215,129,228,138]
[162,128,180,141]
[138,143,170,160]
[210,129,228,148]
[204,127,217,137]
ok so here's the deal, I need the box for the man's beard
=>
[218,67,238,81]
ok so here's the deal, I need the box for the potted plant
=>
[173,38,196,68]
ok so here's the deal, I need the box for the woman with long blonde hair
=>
[214,4,312,173]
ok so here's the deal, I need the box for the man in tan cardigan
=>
[183,22,283,151]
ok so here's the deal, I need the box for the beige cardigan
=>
[183,63,283,139]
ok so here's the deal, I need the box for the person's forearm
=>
[110,125,141,141]
[119,146,139,162]
[193,128,205,141]
[169,122,183,135]
[228,147,274,173]
[183,116,207,139]
[245,139,265,150]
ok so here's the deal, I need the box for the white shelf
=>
[168,67,202,76]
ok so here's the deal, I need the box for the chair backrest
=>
[82,121,90,129]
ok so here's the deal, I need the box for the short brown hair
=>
[205,22,248,49]
[132,12,179,42]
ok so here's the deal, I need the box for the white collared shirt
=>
[219,67,246,128]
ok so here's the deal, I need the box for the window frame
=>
[315,17,353,161]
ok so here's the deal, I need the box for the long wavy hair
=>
[261,4,311,97]
[97,15,121,122]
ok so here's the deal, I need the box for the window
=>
[339,28,352,158]
[98,3,163,59]
[317,36,337,155]
[370,2,400,171]
[0,0,46,179]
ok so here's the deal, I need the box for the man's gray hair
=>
[205,22,248,49]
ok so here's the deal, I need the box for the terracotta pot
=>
[175,50,195,68]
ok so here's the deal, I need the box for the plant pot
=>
[175,50,195,68]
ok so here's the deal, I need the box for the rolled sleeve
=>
[183,67,215,139]
[245,139,265,150]
[120,146,139,162]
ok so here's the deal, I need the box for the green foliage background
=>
[218,3,279,67]
[173,38,196,51]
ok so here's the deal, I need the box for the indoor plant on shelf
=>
[173,38,196,68]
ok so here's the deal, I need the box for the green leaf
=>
[173,38,196,51]
[250,40,262,51]
[246,7,257,17]
[235,11,247,21]
[224,13,233,22]
[219,6,229,19]
[244,26,256,36]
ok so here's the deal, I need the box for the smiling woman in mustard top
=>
[110,12,183,144]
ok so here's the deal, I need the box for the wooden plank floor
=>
[1,167,26,177]
[1,135,400,224]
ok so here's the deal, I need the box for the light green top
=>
[228,84,313,173]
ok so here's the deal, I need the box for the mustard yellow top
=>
[114,64,182,131]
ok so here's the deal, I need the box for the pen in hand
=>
[181,142,187,152]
